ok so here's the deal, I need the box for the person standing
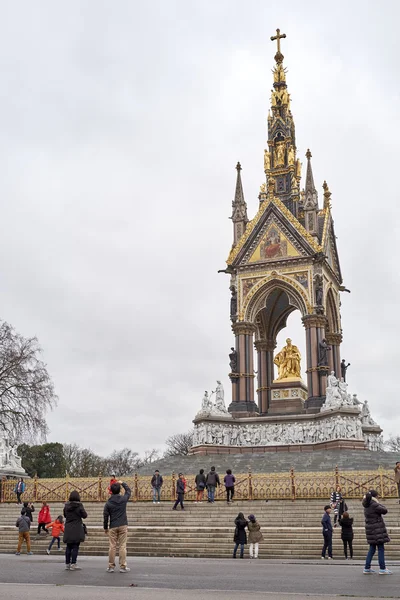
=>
[340,511,354,559]
[104,480,131,573]
[15,510,33,556]
[14,478,26,504]
[46,515,65,554]
[321,505,333,560]
[330,485,346,527]
[172,473,185,511]
[247,514,263,559]
[108,474,118,495]
[195,469,206,503]
[394,462,400,504]
[63,490,87,571]
[224,469,235,504]
[206,466,220,503]
[37,502,52,535]
[233,512,248,558]
[151,470,163,504]
[362,490,391,575]
[22,502,35,523]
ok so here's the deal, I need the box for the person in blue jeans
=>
[205,467,220,503]
[151,470,163,504]
[362,490,391,575]
[321,505,333,559]
[233,512,248,558]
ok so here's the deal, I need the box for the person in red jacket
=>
[46,515,64,554]
[37,502,52,535]
[108,474,118,495]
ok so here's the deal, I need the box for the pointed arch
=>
[326,287,340,334]
[244,274,310,325]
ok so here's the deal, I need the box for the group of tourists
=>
[11,462,400,572]
[15,479,132,572]
[152,466,236,509]
[321,483,392,574]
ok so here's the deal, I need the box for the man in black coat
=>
[151,470,163,504]
[104,480,131,573]
[321,505,333,560]
[172,473,185,511]
[206,466,220,503]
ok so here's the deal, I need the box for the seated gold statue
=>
[274,338,301,380]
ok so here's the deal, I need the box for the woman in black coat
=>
[63,490,87,571]
[233,512,248,559]
[362,490,391,574]
[340,511,354,559]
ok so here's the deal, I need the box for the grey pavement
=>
[0,586,396,600]
[0,555,399,598]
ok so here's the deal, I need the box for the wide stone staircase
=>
[1,498,400,559]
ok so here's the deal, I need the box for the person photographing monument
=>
[104,479,131,573]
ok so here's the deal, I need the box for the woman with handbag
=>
[63,490,87,571]
[195,469,206,503]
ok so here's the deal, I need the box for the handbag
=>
[82,522,88,536]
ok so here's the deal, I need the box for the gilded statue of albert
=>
[274,338,301,380]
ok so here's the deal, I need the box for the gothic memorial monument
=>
[192,30,382,454]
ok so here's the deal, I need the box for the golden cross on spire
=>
[270,28,286,54]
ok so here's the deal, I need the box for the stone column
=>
[302,314,328,410]
[254,339,276,414]
[228,321,258,416]
[326,333,343,378]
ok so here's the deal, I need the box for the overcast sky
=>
[0,2,399,456]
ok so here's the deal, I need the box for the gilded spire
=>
[304,149,318,209]
[231,162,248,246]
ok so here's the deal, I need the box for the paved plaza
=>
[0,555,399,599]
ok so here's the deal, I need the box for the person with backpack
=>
[362,490,391,575]
[340,511,354,559]
[63,490,88,571]
[224,469,235,504]
[37,502,52,535]
[206,466,220,503]
[46,515,65,554]
[151,470,163,504]
[233,512,248,558]
[247,514,263,559]
[195,469,206,503]
[15,510,33,556]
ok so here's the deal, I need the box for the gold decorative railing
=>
[1,467,398,503]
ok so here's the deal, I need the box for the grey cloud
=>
[0,1,399,454]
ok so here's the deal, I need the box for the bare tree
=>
[104,448,141,476]
[141,448,161,466]
[164,430,193,457]
[63,443,81,475]
[0,321,57,443]
[384,436,400,452]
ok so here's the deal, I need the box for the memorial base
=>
[269,379,308,415]
[191,438,367,455]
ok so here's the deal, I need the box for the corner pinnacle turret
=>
[230,162,248,246]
